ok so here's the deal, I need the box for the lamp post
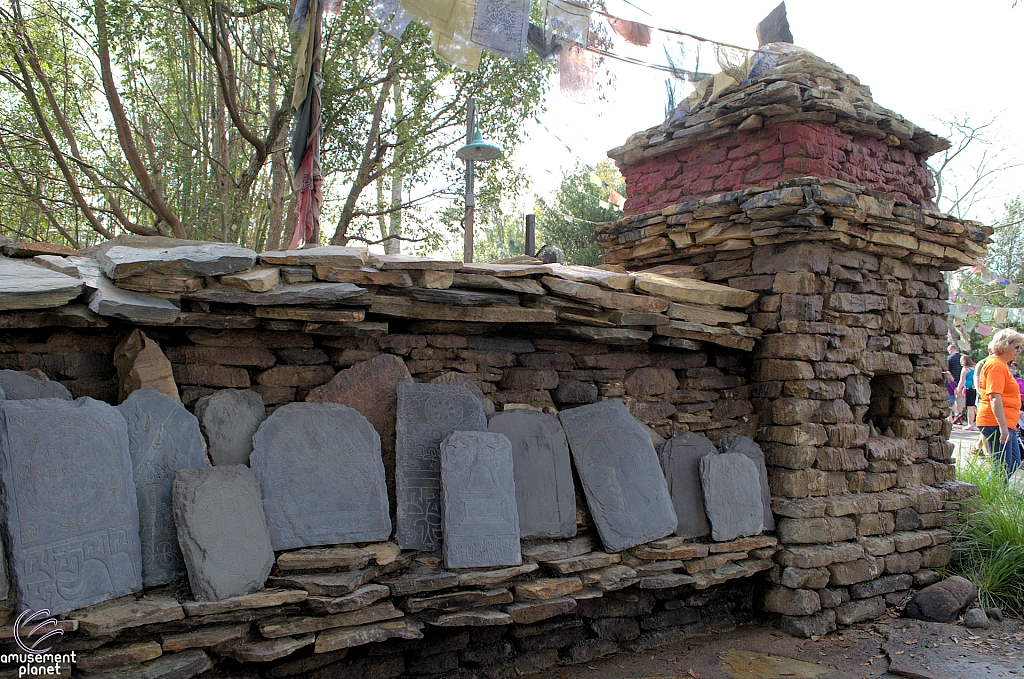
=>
[456,97,502,263]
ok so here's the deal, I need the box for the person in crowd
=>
[946,344,965,423]
[956,354,978,431]
[976,328,1024,479]
[948,343,964,375]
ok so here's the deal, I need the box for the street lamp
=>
[456,97,503,263]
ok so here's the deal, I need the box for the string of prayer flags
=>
[545,0,590,46]
[557,42,595,95]
[288,0,325,249]
[607,16,651,46]
[471,0,530,59]
[978,324,993,336]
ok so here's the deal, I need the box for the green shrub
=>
[947,452,1024,614]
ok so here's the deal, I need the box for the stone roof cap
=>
[609,44,951,166]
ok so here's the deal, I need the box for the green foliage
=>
[948,452,1024,614]
[534,160,624,266]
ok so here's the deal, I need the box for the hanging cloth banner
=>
[370,0,413,36]
[527,22,560,58]
[977,323,993,336]
[545,0,590,46]
[994,307,1009,324]
[606,16,651,46]
[403,0,482,70]
[472,0,530,58]
[980,306,995,323]
[557,42,594,94]
[288,0,325,249]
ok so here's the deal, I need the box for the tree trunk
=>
[266,149,288,251]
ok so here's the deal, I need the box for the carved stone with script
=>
[0,369,72,400]
[0,398,142,615]
[194,389,266,466]
[558,400,677,552]
[440,431,521,569]
[395,383,487,551]
[251,402,391,550]
[118,389,207,587]
[718,434,775,531]
[659,432,716,539]
[172,466,274,601]
[700,453,764,542]
[487,410,575,539]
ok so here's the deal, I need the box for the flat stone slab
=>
[395,383,487,551]
[457,563,539,587]
[259,246,369,268]
[558,400,677,552]
[88,274,181,325]
[0,369,72,399]
[70,592,184,636]
[82,648,212,679]
[0,397,142,615]
[118,389,207,587]
[304,583,391,615]
[428,608,512,627]
[659,432,717,539]
[193,389,266,466]
[161,622,250,651]
[251,402,391,550]
[432,371,495,414]
[217,633,314,663]
[440,431,522,569]
[700,453,765,541]
[314,619,424,653]
[172,466,274,601]
[99,244,257,279]
[184,282,372,306]
[488,410,576,539]
[267,569,379,597]
[719,434,775,531]
[180,588,306,616]
[0,257,83,310]
[275,542,400,571]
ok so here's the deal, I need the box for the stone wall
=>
[619,121,936,215]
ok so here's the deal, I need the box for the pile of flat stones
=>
[0,368,776,678]
[0,236,759,353]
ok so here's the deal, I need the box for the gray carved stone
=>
[0,397,142,615]
[99,244,257,279]
[395,383,487,551]
[558,400,677,552]
[440,431,521,569]
[718,434,775,531]
[0,257,83,311]
[118,389,207,587]
[194,389,266,466]
[699,453,765,542]
[0,370,72,400]
[658,432,716,539]
[487,410,575,539]
[172,466,274,601]
[251,402,391,550]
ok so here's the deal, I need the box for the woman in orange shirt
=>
[976,328,1024,479]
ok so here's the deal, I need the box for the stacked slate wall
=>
[636,238,973,636]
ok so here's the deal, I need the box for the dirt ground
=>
[530,614,1024,679]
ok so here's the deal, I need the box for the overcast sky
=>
[515,0,1023,223]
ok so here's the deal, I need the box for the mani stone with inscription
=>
[718,434,775,531]
[251,402,391,550]
[659,432,717,539]
[558,400,677,552]
[0,397,142,615]
[0,369,72,400]
[441,431,521,569]
[172,466,274,601]
[118,389,207,587]
[487,410,575,539]
[194,389,266,466]
[699,453,764,542]
[395,383,487,551]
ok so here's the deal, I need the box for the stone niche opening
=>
[866,374,909,436]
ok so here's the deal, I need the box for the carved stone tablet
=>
[172,466,274,601]
[440,431,521,569]
[118,389,207,587]
[558,400,677,552]
[718,434,775,531]
[0,369,72,400]
[251,402,391,550]
[305,355,413,514]
[0,398,142,615]
[659,432,717,539]
[699,453,764,542]
[193,389,266,466]
[487,410,575,539]
[395,383,487,551]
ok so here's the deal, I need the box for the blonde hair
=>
[988,328,1024,355]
